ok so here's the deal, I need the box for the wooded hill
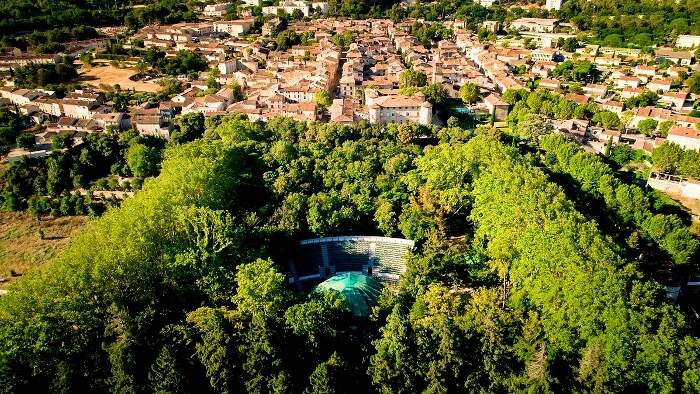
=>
[0,116,698,393]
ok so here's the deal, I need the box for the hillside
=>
[0,117,697,393]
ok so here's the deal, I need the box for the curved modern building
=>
[288,236,414,284]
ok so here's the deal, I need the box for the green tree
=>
[79,51,92,68]
[422,83,448,108]
[126,143,161,178]
[686,73,700,94]
[459,83,479,105]
[557,37,579,52]
[15,133,35,149]
[171,112,205,144]
[314,90,333,109]
[517,113,553,141]
[652,141,684,173]
[399,69,427,89]
[637,118,658,136]
[51,134,72,150]
[330,31,353,50]
[591,111,620,129]
[679,150,700,179]
[657,120,674,137]
[230,81,245,102]
[45,155,68,195]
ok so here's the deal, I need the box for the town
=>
[1,3,698,158]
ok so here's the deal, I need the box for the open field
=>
[78,64,161,92]
[0,212,87,288]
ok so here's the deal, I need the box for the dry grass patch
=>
[0,212,87,288]
[79,64,161,92]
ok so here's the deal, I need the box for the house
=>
[32,97,62,117]
[553,119,589,142]
[633,65,657,78]
[539,78,560,91]
[601,100,624,114]
[655,48,693,66]
[131,114,171,139]
[672,114,700,129]
[620,87,646,99]
[47,117,100,135]
[545,0,562,10]
[61,99,98,119]
[366,91,432,125]
[667,126,700,150]
[217,61,238,74]
[615,75,640,89]
[676,35,700,49]
[484,94,509,122]
[582,84,607,98]
[594,56,621,67]
[339,74,357,98]
[666,66,687,78]
[182,94,229,114]
[329,98,362,124]
[213,19,254,36]
[647,78,673,93]
[630,106,673,128]
[203,2,231,18]
[510,18,559,33]
[278,102,317,122]
[93,112,128,130]
[280,81,317,102]
[478,0,498,7]
[532,61,557,78]
[262,0,311,17]
[0,88,44,106]
[5,149,52,163]
[659,91,688,110]
[565,93,589,105]
[530,48,558,62]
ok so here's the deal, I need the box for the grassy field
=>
[0,212,87,288]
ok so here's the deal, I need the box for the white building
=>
[262,1,311,16]
[668,126,700,151]
[366,92,432,125]
[545,0,562,10]
[203,2,231,18]
[213,19,254,36]
[676,35,700,49]
[218,61,238,75]
[510,18,559,33]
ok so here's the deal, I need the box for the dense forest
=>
[0,116,698,393]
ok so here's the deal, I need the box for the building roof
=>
[656,48,693,59]
[512,17,559,26]
[484,94,507,106]
[668,126,700,140]
[372,95,428,108]
[634,106,676,121]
